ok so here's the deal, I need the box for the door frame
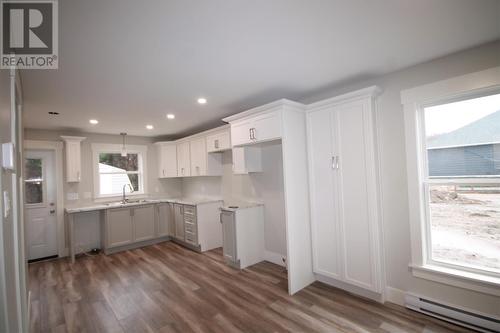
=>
[24,141,65,257]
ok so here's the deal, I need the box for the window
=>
[423,93,500,275]
[401,67,500,293]
[92,144,147,198]
[25,158,44,204]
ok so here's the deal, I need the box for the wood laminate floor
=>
[29,242,474,333]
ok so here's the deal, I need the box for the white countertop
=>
[65,197,223,213]
[220,201,264,212]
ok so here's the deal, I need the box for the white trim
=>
[91,143,148,199]
[401,66,500,293]
[410,264,500,296]
[306,85,382,111]
[263,250,286,267]
[222,99,305,123]
[385,287,406,306]
[24,140,65,257]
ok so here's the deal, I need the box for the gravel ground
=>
[430,187,500,271]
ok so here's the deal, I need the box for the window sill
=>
[409,264,500,297]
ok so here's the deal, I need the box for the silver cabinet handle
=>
[331,156,336,170]
[215,139,219,149]
[219,213,223,224]
[336,156,340,169]
[252,128,257,140]
[249,128,253,140]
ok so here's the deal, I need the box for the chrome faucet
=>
[122,184,134,204]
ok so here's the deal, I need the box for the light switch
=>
[3,191,11,218]
[1,142,15,170]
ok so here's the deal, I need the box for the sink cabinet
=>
[105,204,156,250]
[106,207,134,248]
[133,205,156,242]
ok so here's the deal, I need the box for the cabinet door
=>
[190,137,207,176]
[232,147,262,175]
[66,140,81,182]
[207,131,231,152]
[106,208,133,248]
[133,205,156,242]
[231,120,254,146]
[220,210,237,262]
[334,100,380,292]
[252,111,281,143]
[176,142,191,177]
[307,108,341,279]
[157,203,173,237]
[174,204,185,240]
[159,144,177,178]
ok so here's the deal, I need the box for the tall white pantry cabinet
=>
[306,86,384,294]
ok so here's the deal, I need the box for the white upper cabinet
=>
[228,109,282,147]
[206,128,231,153]
[307,86,383,294]
[177,141,191,177]
[156,142,177,178]
[190,137,207,176]
[61,136,86,182]
[190,137,222,177]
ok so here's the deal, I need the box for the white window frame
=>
[91,143,148,199]
[401,66,500,296]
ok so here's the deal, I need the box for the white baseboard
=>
[264,250,286,267]
[385,286,406,306]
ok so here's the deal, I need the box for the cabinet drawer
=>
[183,205,196,216]
[185,222,197,234]
[185,231,198,245]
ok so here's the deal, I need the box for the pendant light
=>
[120,132,127,157]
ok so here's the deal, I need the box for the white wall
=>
[301,40,500,316]
[182,143,288,258]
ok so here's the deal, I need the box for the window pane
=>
[429,184,500,272]
[425,93,500,178]
[99,173,138,195]
[99,153,138,172]
[25,158,42,180]
[25,182,43,204]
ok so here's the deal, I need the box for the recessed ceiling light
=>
[146,125,154,130]
[166,114,175,120]
[89,119,98,124]
[197,97,207,104]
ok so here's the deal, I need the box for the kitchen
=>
[0,1,498,332]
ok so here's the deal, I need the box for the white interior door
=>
[24,150,58,261]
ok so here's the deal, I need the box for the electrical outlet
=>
[67,192,79,201]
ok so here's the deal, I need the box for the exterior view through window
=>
[25,158,44,204]
[98,153,141,196]
[424,93,500,274]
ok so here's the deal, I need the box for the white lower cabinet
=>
[307,89,383,293]
[220,206,264,269]
[174,204,185,240]
[106,204,160,250]
[133,205,155,242]
[106,207,134,248]
[157,203,174,237]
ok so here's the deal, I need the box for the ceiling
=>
[21,0,500,137]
